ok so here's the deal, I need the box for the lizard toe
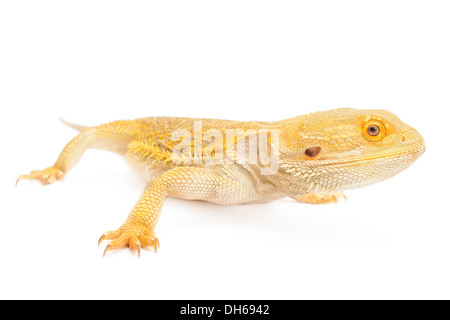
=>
[99,225,159,257]
[16,166,64,186]
[292,192,347,205]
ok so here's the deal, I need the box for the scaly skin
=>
[17,108,426,256]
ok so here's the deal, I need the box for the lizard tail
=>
[59,118,90,132]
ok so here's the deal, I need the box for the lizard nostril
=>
[401,136,406,142]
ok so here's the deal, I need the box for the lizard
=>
[17,108,426,257]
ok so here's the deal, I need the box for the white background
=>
[1,1,449,300]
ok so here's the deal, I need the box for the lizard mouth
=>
[318,144,426,167]
[298,143,426,193]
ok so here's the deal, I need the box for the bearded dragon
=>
[17,108,425,257]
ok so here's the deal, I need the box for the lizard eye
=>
[367,125,380,136]
[362,120,386,141]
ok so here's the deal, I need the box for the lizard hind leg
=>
[17,120,147,186]
[291,192,347,205]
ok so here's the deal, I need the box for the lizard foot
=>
[291,192,347,205]
[16,166,64,186]
[98,224,160,257]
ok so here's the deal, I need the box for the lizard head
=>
[279,108,426,193]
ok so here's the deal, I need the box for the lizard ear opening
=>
[305,147,321,157]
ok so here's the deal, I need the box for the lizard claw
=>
[103,244,111,258]
[98,234,105,247]
[152,239,158,254]
[99,227,159,257]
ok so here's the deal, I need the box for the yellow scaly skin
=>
[17,108,425,256]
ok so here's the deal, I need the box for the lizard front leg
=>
[291,192,347,205]
[98,177,167,257]
[99,165,259,257]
